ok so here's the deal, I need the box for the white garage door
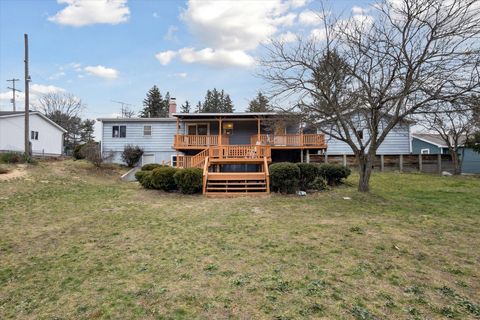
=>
[142,154,155,165]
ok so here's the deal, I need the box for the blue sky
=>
[0,0,371,124]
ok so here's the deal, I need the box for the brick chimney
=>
[168,98,177,117]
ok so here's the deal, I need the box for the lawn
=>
[0,160,479,319]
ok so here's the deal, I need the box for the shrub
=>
[296,163,320,190]
[269,162,300,194]
[122,145,144,167]
[151,167,178,191]
[136,171,154,189]
[73,144,85,160]
[0,152,22,164]
[318,163,351,186]
[310,177,327,191]
[141,163,163,171]
[80,142,103,167]
[174,168,203,194]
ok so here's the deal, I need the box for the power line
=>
[6,78,21,111]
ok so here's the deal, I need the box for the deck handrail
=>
[174,134,229,148]
[202,156,209,194]
[209,145,270,160]
[250,134,326,147]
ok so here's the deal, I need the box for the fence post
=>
[399,154,403,172]
[343,154,347,167]
[418,154,423,172]
[380,155,384,172]
[437,154,442,174]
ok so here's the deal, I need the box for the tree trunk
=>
[356,152,374,192]
[450,149,461,175]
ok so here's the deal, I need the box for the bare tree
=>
[260,0,480,192]
[419,101,477,174]
[35,92,86,151]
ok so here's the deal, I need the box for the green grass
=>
[1,160,479,319]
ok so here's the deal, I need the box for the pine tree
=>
[80,119,95,142]
[199,88,235,113]
[180,100,191,113]
[195,101,203,113]
[139,85,168,117]
[247,92,271,112]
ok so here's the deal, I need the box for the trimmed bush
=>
[269,162,300,194]
[0,152,22,164]
[73,144,85,160]
[310,177,327,191]
[122,145,144,167]
[151,167,178,191]
[174,168,203,194]
[296,163,320,190]
[137,171,154,189]
[318,163,351,186]
[141,163,163,171]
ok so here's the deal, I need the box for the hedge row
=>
[269,162,351,194]
[135,166,203,194]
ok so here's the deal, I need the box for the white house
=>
[0,111,67,156]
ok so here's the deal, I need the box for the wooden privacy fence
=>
[310,154,454,174]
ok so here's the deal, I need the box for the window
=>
[143,125,152,136]
[30,131,39,140]
[356,129,364,140]
[171,155,178,167]
[421,148,430,154]
[112,125,126,138]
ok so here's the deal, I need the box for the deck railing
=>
[174,134,229,148]
[209,145,271,160]
[250,134,326,147]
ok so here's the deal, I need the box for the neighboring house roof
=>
[412,133,466,148]
[0,111,67,133]
[97,117,177,122]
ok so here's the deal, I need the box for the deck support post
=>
[343,154,347,167]
[300,149,304,163]
[380,155,384,172]
[324,152,328,163]
[399,154,403,172]
[257,118,261,143]
[306,150,310,163]
[218,118,222,146]
[419,154,423,172]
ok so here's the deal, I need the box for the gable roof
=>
[412,133,466,148]
[0,111,67,133]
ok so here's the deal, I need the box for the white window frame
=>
[143,125,152,136]
[171,154,178,167]
[112,125,127,138]
[421,148,430,154]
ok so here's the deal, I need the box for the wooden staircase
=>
[202,156,270,197]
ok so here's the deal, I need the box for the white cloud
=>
[352,6,369,15]
[298,10,325,25]
[48,71,66,80]
[164,25,179,42]
[48,0,130,27]
[155,51,178,65]
[180,0,300,51]
[277,31,297,43]
[310,27,328,40]
[31,84,66,95]
[84,65,119,79]
[178,48,255,67]
[0,84,66,109]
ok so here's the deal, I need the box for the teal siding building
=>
[412,134,480,173]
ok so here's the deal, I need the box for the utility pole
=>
[6,79,21,111]
[24,34,31,157]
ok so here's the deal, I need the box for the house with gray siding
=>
[319,116,412,155]
[98,117,182,165]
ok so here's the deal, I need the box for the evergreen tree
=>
[80,119,95,142]
[180,100,191,113]
[195,101,203,113]
[199,88,235,113]
[247,92,271,112]
[140,85,169,117]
